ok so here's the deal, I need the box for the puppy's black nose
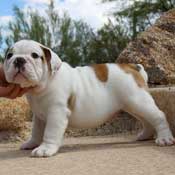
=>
[13,57,26,69]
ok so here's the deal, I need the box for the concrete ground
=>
[0,135,175,175]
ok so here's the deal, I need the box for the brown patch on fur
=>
[41,46,52,74]
[91,64,108,82]
[118,63,147,88]
[68,93,76,111]
[40,56,44,62]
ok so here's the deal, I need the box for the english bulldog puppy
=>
[3,40,175,157]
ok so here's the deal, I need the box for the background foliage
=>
[0,0,174,65]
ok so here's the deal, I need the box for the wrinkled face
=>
[3,40,57,88]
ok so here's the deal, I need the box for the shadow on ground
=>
[0,137,158,160]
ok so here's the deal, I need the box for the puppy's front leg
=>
[21,115,45,150]
[31,107,69,157]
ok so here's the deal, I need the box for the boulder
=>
[0,97,31,140]
[150,87,175,135]
[117,9,175,85]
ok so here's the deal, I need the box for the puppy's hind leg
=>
[136,119,155,141]
[125,109,155,140]
[123,90,175,146]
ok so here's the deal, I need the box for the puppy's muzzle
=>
[13,57,26,70]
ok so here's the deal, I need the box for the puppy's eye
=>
[31,52,39,59]
[6,53,13,60]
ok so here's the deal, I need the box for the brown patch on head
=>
[118,63,147,88]
[91,64,108,82]
[68,93,76,111]
[40,46,52,74]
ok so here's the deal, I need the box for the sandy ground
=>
[0,135,175,175]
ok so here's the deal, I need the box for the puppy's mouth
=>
[13,70,28,82]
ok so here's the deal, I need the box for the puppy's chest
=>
[27,96,49,121]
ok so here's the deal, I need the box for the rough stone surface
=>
[117,9,175,85]
[0,97,30,140]
[66,113,140,137]
[150,87,175,135]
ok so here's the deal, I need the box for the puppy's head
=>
[3,40,62,88]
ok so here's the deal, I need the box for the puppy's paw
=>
[155,135,175,146]
[31,143,58,157]
[20,139,39,150]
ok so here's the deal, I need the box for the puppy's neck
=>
[27,63,62,95]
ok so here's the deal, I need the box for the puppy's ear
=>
[41,45,62,76]
[41,46,52,73]
[42,47,51,61]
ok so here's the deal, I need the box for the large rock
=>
[150,87,175,135]
[0,97,31,140]
[117,9,175,85]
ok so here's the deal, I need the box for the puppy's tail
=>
[136,64,148,83]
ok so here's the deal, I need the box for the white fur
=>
[137,64,148,82]
[4,40,175,157]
